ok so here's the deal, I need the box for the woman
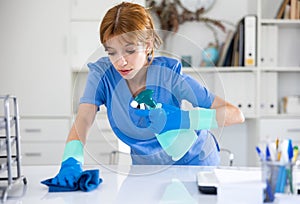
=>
[44,2,244,190]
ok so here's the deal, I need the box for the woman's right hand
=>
[50,157,83,188]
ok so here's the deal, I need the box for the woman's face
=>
[105,36,149,80]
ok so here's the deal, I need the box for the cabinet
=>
[0,0,72,165]
[0,0,71,117]
[20,118,70,165]
[84,111,119,165]
[260,119,300,145]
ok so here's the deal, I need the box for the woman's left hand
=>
[131,103,190,134]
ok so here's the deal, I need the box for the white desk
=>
[4,165,300,204]
[5,165,218,204]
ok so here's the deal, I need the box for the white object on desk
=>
[197,171,219,194]
[197,168,265,204]
[217,181,265,204]
[214,168,264,204]
[275,193,300,204]
[213,168,261,183]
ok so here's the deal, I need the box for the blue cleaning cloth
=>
[41,169,103,192]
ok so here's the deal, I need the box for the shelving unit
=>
[180,0,300,166]
[250,0,300,165]
[182,67,257,73]
[257,0,300,111]
[0,95,27,202]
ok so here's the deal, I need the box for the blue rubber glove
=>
[133,104,190,134]
[133,103,218,134]
[41,140,102,192]
[50,157,83,188]
[129,104,151,128]
[41,165,102,192]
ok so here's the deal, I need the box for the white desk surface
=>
[4,165,300,204]
[4,165,219,204]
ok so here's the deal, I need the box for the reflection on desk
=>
[4,165,217,204]
[3,165,300,204]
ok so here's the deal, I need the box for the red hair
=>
[100,2,162,63]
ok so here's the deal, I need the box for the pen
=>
[268,142,277,161]
[266,145,271,161]
[256,146,264,161]
[276,138,279,151]
[288,139,293,162]
[287,167,294,194]
[265,180,274,202]
[277,151,282,162]
[292,146,299,163]
[275,165,287,193]
[275,138,280,161]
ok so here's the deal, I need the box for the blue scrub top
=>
[80,56,220,165]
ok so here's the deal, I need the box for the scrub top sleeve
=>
[165,57,215,108]
[79,62,106,107]
[162,58,213,108]
[169,58,182,75]
[173,73,215,109]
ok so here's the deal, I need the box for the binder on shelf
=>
[223,37,234,66]
[290,0,299,19]
[238,19,245,66]
[214,72,255,117]
[231,29,240,66]
[266,25,278,66]
[217,30,235,67]
[276,0,290,19]
[231,17,245,67]
[298,1,300,19]
[260,25,268,66]
[283,4,291,19]
[260,72,278,116]
[260,25,278,67]
[244,15,257,67]
[244,72,256,116]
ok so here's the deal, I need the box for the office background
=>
[0,0,299,167]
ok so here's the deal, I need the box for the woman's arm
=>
[66,103,98,144]
[210,95,245,127]
[41,103,100,189]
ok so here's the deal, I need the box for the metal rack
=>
[0,95,26,202]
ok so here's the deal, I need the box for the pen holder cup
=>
[261,161,294,202]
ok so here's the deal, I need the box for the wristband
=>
[62,140,84,164]
[189,109,218,130]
